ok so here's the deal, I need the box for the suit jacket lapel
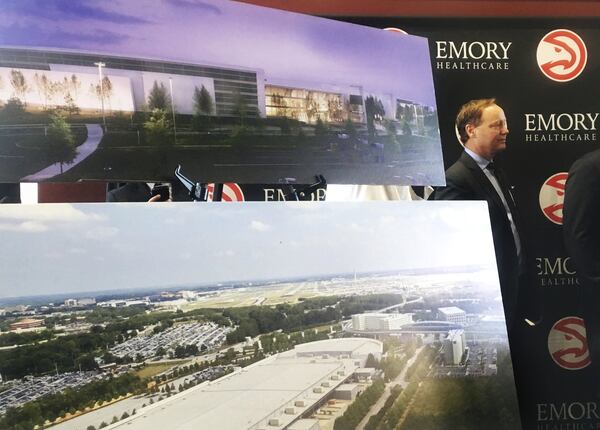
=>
[458,151,506,211]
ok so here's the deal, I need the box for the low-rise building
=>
[110,338,382,430]
[351,313,413,332]
[438,307,467,325]
[334,383,361,401]
[9,318,44,331]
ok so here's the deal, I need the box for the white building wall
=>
[351,314,365,331]
[382,313,413,330]
[141,72,215,115]
[49,64,216,115]
[443,330,465,365]
[255,69,266,117]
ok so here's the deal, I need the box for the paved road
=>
[21,124,103,181]
[356,345,425,430]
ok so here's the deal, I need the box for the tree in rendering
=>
[343,118,357,140]
[34,73,56,109]
[147,81,170,111]
[270,91,289,118]
[0,98,26,123]
[144,108,172,145]
[327,96,344,123]
[68,74,81,96]
[192,85,213,131]
[305,92,319,123]
[10,69,28,103]
[232,90,247,126]
[47,110,77,173]
[314,117,328,136]
[93,76,113,110]
[193,85,213,116]
[365,95,385,138]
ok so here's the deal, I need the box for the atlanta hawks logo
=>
[384,27,408,35]
[539,172,568,225]
[536,29,587,82]
[207,183,245,201]
[548,316,591,370]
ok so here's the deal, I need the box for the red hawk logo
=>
[537,29,587,82]
[548,316,591,370]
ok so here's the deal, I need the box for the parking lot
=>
[0,371,106,415]
[109,322,232,359]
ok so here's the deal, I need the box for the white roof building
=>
[438,307,467,325]
[351,313,413,332]
[109,338,382,430]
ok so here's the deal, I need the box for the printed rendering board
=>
[0,0,443,185]
[0,202,519,430]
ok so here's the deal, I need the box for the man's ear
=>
[465,123,477,139]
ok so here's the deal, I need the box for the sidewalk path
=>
[22,124,103,181]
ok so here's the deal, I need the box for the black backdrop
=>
[340,17,600,430]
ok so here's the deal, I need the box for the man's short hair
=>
[455,98,497,144]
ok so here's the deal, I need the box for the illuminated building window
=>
[266,85,363,124]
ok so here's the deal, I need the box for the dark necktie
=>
[486,162,517,213]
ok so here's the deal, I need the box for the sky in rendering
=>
[0,0,436,106]
[0,201,497,298]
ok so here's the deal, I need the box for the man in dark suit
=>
[563,148,600,365]
[433,98,524,328]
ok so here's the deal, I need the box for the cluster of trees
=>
[364,384,403,430]
[224,293,403,344]
[0,330,54,347]
[401,349,520,429]
[257,328,329,355]
[405,346,437,382]
[152,361,204,386]
[365,95,385,138]
[338,294,404,317]
[0,69,112,114]
[373,380,420,430]
[361,346,437,430]
[0,373,144,430]
[333,378,385,430]
[380,354,409,383]
[0,310,177,379]
[0,332,101,379]
[0,97,27,123]
[84,305,149,324]
[172,343,202,358]
[224,302,337,344]
[143,80,214,143]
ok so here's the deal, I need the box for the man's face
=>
[466,104,509,160]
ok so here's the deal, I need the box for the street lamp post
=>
[169,77,177,143]
[94,62,106,128]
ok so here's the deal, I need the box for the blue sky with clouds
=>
[0,0,436,106]
[0,202,496,298]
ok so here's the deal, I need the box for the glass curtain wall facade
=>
[265,85,364,124]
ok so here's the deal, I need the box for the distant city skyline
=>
[0,0,436,106]
[0,202,498,299]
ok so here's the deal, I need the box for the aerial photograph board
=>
[0,201,520,430]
